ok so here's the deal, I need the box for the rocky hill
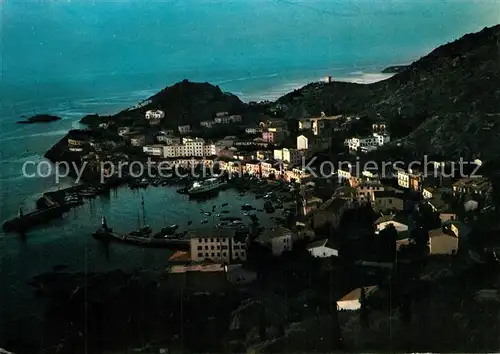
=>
[276,25,500,160]
[81,79,246,128]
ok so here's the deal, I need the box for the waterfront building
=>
[257,227,293,256]
[142,145,164,157]
[273,148,304,165]
[188,229,247,263]
[163,138,216,158]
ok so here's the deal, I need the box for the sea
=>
[0,0,499,346]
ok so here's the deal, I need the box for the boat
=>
[241,204,254,211]
[188,178,225,196]
[161,224,178,235]
[129,195,152,237]
[138,178,150,188]
[204,212,212,216]
[201,219,208,224]
[222,203,229,207]
[79,187,98,198]
[264,201,275,213]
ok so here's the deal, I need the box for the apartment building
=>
[189,229,247,263]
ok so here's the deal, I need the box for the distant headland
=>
[17,114,62,124]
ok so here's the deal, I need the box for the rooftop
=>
[258,227,292,243]
[338,286,378,302]
[374,190,404,199]
[453,177,490,192]
[170,263,225,274]
[374,212,410,226]
[427,194,453,213]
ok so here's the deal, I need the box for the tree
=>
[360,286,370,329]
[377,224,397,262]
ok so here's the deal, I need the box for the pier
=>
[2,178,126,233]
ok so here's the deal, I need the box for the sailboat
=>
[129,194,152,237]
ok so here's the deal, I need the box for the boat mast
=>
[141,194,146,227]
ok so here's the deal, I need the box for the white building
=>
[337,286,377,311]
[157,135,181,145]
[297,134,310,150]
[117,126,131,136]
[257,227,293,256]
[307,239,339,258]
[245,127,262,135]
[374,213,409,233]
[163,138,216,158]
[345,133,390,151]
[200,120,215,128]
[373,132,391,145]
[189,229,247,263]
[178,125,191,134]
[273,148,304,165]
[145,110,165,120]
[143,145,164,157]
[129,134,146,147]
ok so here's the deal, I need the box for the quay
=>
[92,219,190,250]
[2,177,127,233]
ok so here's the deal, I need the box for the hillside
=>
[81,80,247,128]
[276,25,500,159]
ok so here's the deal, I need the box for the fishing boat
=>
[129,195,152,237]
[241,204,254,211]
[264,201,275,213]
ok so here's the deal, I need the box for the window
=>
[211,246,214,250]
[223,252,227,257]
[205,246,208,250]
[198,238,203,243]
[204,238,208,243]
[217,252,220,257]
[197,246,202,250]
[198,253,203,258]
[210,238,214,242]
[216,245,220,250]
[234,245,240,250]
[211,253,215,257]
[389,199,392,204]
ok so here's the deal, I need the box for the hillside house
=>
[307,238,339,258]
[373,190,405,213]
[337,286,378,311]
